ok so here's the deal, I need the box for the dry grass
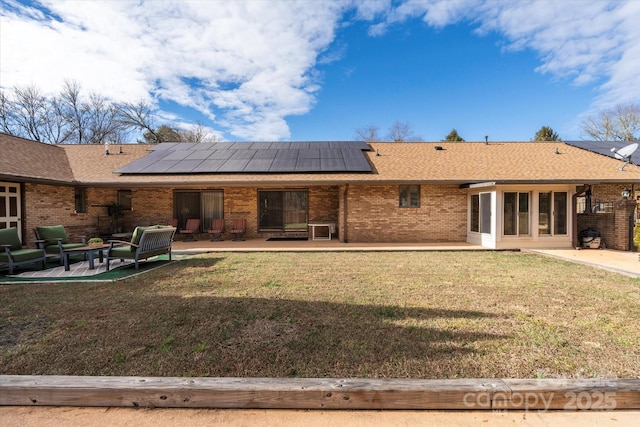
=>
[1,251,639,379]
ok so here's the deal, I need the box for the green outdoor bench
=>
[105,225,176,270]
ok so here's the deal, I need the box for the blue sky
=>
[1,1,639,142]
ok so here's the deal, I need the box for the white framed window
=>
[503,192,530,236]
[471,192,492,234]
[538,191,568,235]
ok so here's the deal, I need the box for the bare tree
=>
[115,101,159,143]
[385,120,422,142]
[0,91,11,135]
[180,123,221,143]
[581,102,640,141]
[9,85,49,142]
[354,125,381,142]
[60,80,89,143]
[2,81,221,144]
[1,82,132,143]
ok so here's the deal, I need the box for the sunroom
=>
[467,183,575,249]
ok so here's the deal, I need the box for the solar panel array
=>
[563,140,639,164]
[116,141,373,174]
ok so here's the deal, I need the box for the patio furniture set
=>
[1,224,176,275]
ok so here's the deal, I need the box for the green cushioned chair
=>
[0,227,47,275]
[34,225,87,264]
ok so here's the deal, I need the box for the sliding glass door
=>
[259,190,308,232]
[174,191,223,231]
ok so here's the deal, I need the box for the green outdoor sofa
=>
[0,227,47,275]
[34,225,87,264]
[105,225,176,270]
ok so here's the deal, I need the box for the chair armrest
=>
[108,240,139,248]
[34,239,46,249]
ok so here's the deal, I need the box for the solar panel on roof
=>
[244,158,275,172]
[205,150,233,160]
[185,150,212,160]
[141,160,181,173]
[115,141,372,174]
[230,149,257,159]
[163,150,193,160]
[217,159,250,172]
[295,158,321,171]
[192,159,226,172]
[321,158,346,171]
[563,140,639,164]
[166,160,204,173]
[276,148,298,159]
[270,157,298,171]
[298,149,321,159]
[253,150,277,160]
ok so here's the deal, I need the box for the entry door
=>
[0,182,22,239]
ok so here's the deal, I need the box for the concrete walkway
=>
[1,406,639,426]
[528,248,640,278]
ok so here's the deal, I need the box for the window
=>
[399,185,420,208]
[539,191,568,235]
[503,192,530,236]
[117,189,132,210]
[471,194,480,232]
[74,187,87,213]
[470,192,492,234]
[480,193,491,234]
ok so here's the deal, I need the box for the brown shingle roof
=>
[0,133,74,183]
[366,141,640,184]
[61,141,640,186]
[5,136,638,186]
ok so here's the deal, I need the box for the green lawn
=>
[1,251,639,379]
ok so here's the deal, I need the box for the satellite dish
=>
[611,142,638,170]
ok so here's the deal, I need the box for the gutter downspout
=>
[343,184,349,243]
[572,184,591,248]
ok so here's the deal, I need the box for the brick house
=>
[1,133,638,250]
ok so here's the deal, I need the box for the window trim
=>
[399,185,420,208]
[117,189,132,211]
[74,187,87,214]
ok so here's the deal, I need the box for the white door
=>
[0,182,22,240]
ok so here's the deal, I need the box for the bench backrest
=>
[137,227,176,253]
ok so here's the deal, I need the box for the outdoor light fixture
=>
[622,188,631,199]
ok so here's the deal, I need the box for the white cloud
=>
[2,0,639,140]
[1,0,344,140]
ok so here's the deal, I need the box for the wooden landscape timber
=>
[1,376,639,411]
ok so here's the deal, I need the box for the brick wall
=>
[343,184,467,243]
[23,184,342,242]
[576,183,636,250]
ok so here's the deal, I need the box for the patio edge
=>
[1,376,639,410]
